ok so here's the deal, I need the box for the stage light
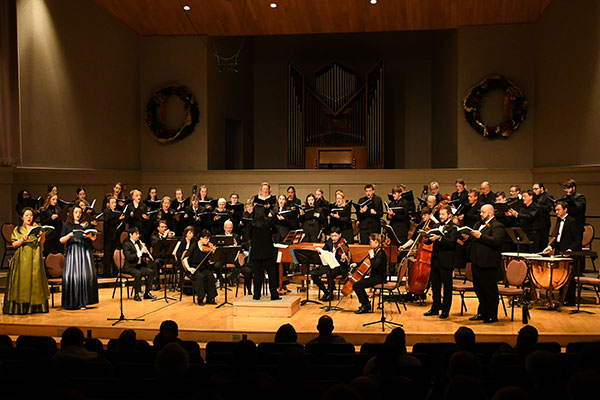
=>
[270,3,277,8]
[183,5,191,11]
[370,0,377,4]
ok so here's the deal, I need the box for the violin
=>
[200,242,216,253]
[334,237,351,263]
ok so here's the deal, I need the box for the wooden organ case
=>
[287,61,384,169]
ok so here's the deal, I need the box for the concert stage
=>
[1,282,599,348]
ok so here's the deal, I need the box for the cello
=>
[405,195,449,295]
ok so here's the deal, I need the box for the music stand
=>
[151,239,179,303]
[363,255,403,332]
[283,229,305,245]
[108,248,144,326]
[506,228,532,255]
[212,246,242,308]
[290,248,323,306]
[211,235,235,247]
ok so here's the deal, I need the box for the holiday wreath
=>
[145,84,199,143]
[462,75,527,139]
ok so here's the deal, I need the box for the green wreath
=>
[462,75,527,139]
[145,84,199,143]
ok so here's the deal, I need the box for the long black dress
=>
[39,205,63,256]
[61,223,99,309]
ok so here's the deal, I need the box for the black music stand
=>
[506,228,532,255]
[283,229,305,245]
[290,248,322,306]
[108,248,144,326]
[212,246,242,308]
[151,239,179,303]
[568,250,597,315]
[363,256,403,332]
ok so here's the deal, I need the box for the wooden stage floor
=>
[1,283,599,347]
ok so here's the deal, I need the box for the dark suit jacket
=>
[369,247,387,278]
[551,215,583,253]
[357,194,384,233]
[564,192,586,229]
[432,221,458,269]
[468,218,506,269]
[249,209,277,261]
[463,202,482,228]
[479,192,495,205]
[123,239,143,270]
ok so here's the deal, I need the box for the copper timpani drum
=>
[528,256,573,292]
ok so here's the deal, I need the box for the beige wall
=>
[457,24,535,169]
[534,0,600,167]
[139,36,209,171]
[17,0,140,170]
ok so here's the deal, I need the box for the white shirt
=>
[131,238,143,263]
[478,217,494,232]
[557,214,568,243]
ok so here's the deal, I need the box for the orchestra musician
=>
[423,205,457,319]
[122,227,157,302]
[150,219,175,291]
[357,184,384,244]
[479,181,495,205]
[461,204,506,324]
[353,233,387,314]
[328,191,354,244]
[182,229,218,305]
[387,185,415,245]
[173,226,195,289]
[399,207,432,251]
[248,191,281,301]
[222,220,253,293]
[309,227,352,302]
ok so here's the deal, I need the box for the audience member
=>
[306,315,347,344]
[52,327,112,378]
[275,323,298,343]
[153,319,184,350]
[454,326,476,352]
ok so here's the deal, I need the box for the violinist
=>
[354,233,387,314]
[329,191,354,244]
[357,184,384,244]
[182,229,218,305]
[310,227,352,302]
[387,185,415,245]
[423,205,457,319]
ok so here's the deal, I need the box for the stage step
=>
[233,295,301,318]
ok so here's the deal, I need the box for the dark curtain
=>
[0,0,21,166]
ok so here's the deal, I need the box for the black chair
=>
[537,341,561,354]
[472,342,509,356]
[15,335,57,353]
[205,341,238,364]
[83,338,104,353]
[359,342,382,357]
[0,334,13,348]
[305,342,355,356]
[256,342,304,364]
[566,341,600,354]
[181,340,203,363]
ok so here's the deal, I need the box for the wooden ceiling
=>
[93,0,553,36]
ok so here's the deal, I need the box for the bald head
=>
[480,204,494,221]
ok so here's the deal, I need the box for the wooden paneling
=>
[93,0,553,36]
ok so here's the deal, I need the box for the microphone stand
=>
[107,246,144,326]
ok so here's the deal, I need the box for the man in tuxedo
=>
[150,220,175,290]
[122,227,157,301]
[463,204,505,323]
[424,205,458,319]
[543,201,583,306]
[387,184,415,245]
[479,181,495,205]
[357,184,384,244]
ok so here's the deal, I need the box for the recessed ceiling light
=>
[370,0,377,4]
[270,3,277,8]
[183,5,191,11]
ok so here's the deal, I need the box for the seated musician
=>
[173,226,196,288]
[122,227,157,301]
[353,233,387,314]
[182,229,218,305]
[309,227,351,302]
[223,220,253,294]
[150,220,176,290]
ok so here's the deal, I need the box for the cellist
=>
[310,227,351,302]
[353,233,387,314]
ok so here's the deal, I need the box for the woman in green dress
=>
[3,207,50,314]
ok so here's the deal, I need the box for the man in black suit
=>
[479,181,495,205]
[507,190,545,253]
[387,184,415,245]
[463,204,505,323]
[424,205,457,319]
[122,227,157,301]
[462,189,482,228]
[357,184,384,244]
[543,201,584,306]
[532,182,554,247]
[561,179,586,230]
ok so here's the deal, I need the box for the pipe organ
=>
[287,61,384,169]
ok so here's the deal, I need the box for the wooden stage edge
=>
[1,285,599,347]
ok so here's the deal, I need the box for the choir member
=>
[39,193,63,256]
[102,197,125,277]
[532,182,554,247]
[3,208,49,315]
[172,188,190,237]
[357,184,384,244]
[300,194,323,243]
[463,189,483,228]
[561,179,587,230]
[103,182,126,211]
[451,179,468,211]
[507,190,545,252]
[387,185,414,245]
[211,198,230,235]
[429,181,443,204]
[60,205,99,309]
[479,181,495,205]
[329,191,354,244]
[156,196,175,231]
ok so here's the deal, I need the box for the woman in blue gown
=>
[59,205,99,309]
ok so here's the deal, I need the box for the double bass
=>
[405,195,449,295]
